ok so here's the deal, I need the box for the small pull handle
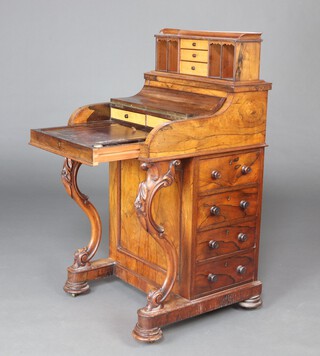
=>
[208,240,219,249]
[241,165,252,175]
[237,265,247,275]
[192,53,197,58]
[240,200,249,210]
[238,233,248,242]
[191,66,196,70]
[192,42,197,47]
[211,170,221,180]
[208,273,218,282]
[210,206,221,216]
[124,114,129,119]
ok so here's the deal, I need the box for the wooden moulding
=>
[144,71,272,92]
[133,281,262,342]
[158,28,262,41]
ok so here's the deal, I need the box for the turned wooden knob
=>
[208,240,219,249]
[192,53,197,58]
[211,170,221,180]
[208,273,218,282]
[191,66,196,70]
[124,114,129,118]
[192,42,197,47]
[237,265,247,275]
[241,165,252,175]
[240,200,249,210]
[238,233,248,242]
[210,206,220,216]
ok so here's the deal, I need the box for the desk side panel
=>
[109,159,182,294]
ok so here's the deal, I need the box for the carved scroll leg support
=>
[132,160,180,342]
[61,158,106,296]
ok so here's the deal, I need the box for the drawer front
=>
[194,251,255,296]
[197,187,258,230]
[146,115,170,128]
[111,108,145,126]
[180,61,208,76]
[198,151,261,193]
[180,49,208,62]
[196,221,256,261]
[180,39,208,50]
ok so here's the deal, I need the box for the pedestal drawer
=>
[196,221,256,261]
[197,187,258,230]
[198,150,261,194]
[194,251,255,296]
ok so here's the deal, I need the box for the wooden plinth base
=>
[133,281,262,342]
[63,260,262,342]
[64,258,115,295]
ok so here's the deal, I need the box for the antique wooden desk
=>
[30,29,272,342]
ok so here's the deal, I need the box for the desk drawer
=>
[180,49,208,62]
[196,221,256,261]
[146,115,170,128]
[111,108,145,126]
[180,61,208,76]
[180,39,208,50]
[197,187,258,230]
[194,251,255,296]
[198,151,261,193]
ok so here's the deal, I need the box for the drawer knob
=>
[210,206,221,216]
[237,265,247,275]
[208,273,218,282]
[191,66,196,70]
[192,53,197,58]
[192,42,197,47]
[240,200,250,210]
[208,240,219,249]
[211,170,221,180]
[241,165,252,175]
[124,114,129,119]
[238,233,248,242]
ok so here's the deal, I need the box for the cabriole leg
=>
[61,158,102,295]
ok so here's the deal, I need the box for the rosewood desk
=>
[30,28,272,342]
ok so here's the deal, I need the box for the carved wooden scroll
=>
[134,159,180,311]
[61,158,102,293]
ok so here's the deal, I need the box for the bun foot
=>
[238,295,262,309]
[64,280,90,296]
[132,323,163,343]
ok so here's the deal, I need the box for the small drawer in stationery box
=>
[180,39,208,50]
[180,49,208,62]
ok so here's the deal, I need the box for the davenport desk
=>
[30,29,272,342]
